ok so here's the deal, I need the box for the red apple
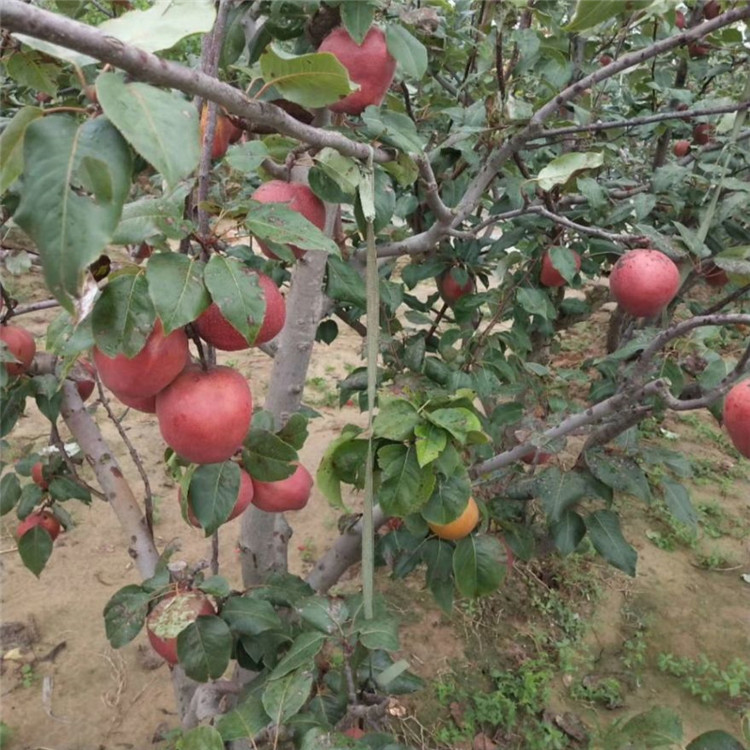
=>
[318,26,396,116]
[693,123,713,145]
[146,590,215,665]
[673,139,691,157]
[200,107,242,161]
[31,462,49,490]
[113,390,157,413]
[703,0,720,20]
[251,181,326,260]
[723,380,750,458]
[599,55,613,66]
[437,270,475,305]
[609,249,681,317]
[156,364,252,465]
[675,10,686,28]
[540,250,581,288]
[702,263,729,288]
[195,273,286,350]
[16,510,60,541]
[251,464,313,513]
[0,325,36,376]
[688,42,710,58]
[73,359,97,402]
[521,450,553,465]
[93,320,189,400]
[343,727,366,739]
[183,467,254,527]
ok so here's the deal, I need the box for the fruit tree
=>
[1,0,749,747]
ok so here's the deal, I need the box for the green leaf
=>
[535,152,604,192]
[0,380,32,438]
[48,476,91,503]
[276,413,308,451]
[13,116,132,310]
[197,576,231,598]
[453,535,506,598]
[385,25,428,79]
[17,525,53,577]
[373,398,420,441]
[220,595,282,636]
[176,726,224,750]
[354,167,396,235]
[423,538,454,612]
[97,72,200,189]
[177,615,232,682]
[614,706,684,747]
[0,106,43,195]
[16,485,43,520]
[686,730,746,750]
[215,693,270,742]
[421,474,472,525]
[585,451,651,502]
[188,461,240,535]
[326,255,366,307]
[547,246,580,284]
[259,46,357,109]
[262,667,313,725]
[341,2,376,45]
[415,422,447,467]
[103,584,150,648]
[246,201,339,255]
[203,255,265,346]
[425,407,482,445]
[313,147,361,197]
[243,430,297,482]
[550,510,586,556]
[377,443,435,517]
[661,478,697,529]
[297,596,350,634]
[269,631,325,680]
[0,474,21,516]
[145,253,208,335]
[5,51,58,96]
[357,615,400,651]
[97,0,216,54]
[112,186,192,245]
[13,34,95,67]
[565,0,625,32]
[361,108,425,154]
[517,287,555,319]
[537,467,590,522]
[585,510,637,576]
[316,425,364,510]
[91,271,156,358]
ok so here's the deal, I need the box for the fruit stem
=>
[186,324,209,372]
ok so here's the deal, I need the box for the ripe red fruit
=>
[251,181,326,260]
[599,55,613,66]
[0,325,36,376]
[673,139,691,157]
[146,590,215,665]
[200,107,242,161]
[113,390,157,413]
[156,364,252,464]
[693,123,713,145]
[93,320,189,400]
[195,273,286,350]
[318,26,396,116]
[609,249,681,317]
[183,468,254,527]
[703,0,720,20]
[437,270,475,305]
[688,42,710,58]
[251,464,313,513]
[16,511,61,541]
[31,462,48,490]
[343,727,366,739]
[74,359,97,402]
[723,380,750,458]
[521,450,553,465]
[540,250,581,287]
[675,10,686,28]
[702,263,729,288]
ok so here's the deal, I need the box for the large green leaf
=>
[661,478,697,529]
[177,726,224,750]
[362,108,425,154]
[564,0,625,32]
[386,25,428,79]
[103,584,150,648]
[585,452,652,502]
[177,615,232,682]
[423,538,454,612]
[243,430,297,482]
[13,116,132,310]
[537,467,590,523]
[421,474,472,525]
[204,255,265,345]
[453,535,506,598]
[0,106,42,195]
[97,72,200,189]
[187,461,240,536]
[415,422,448,467]
[269,631,326,680]
[550,510,586,556]
[535,152,604,192]
[585,510,637,576]
[0,474,21,516]
[246,202,339,255]
[17,526,53,578]
[373,398,420,441]
[91,271,156,357]
[98,0,216,54]
[259,46,356,109]
[112,186,192,245]
[686,730,746,750]
[377,443,435,517]
[425,407,482,445]
[326,256,366,307]
[357,615,400,651]
[262,667,313,725]
[145,253,208,334]
[341,1,376,44]
[316,425,364,510]
[215,693,271,742]
[220,595,282,636]
[613,707,684,747]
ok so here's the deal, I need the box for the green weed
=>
[657,653,750,704]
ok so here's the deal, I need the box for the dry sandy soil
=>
[1,267,749,749]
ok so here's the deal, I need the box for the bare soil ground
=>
[1,267,748,749]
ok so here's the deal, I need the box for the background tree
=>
[1,0,749,746]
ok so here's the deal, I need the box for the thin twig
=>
[49,422,106,500]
